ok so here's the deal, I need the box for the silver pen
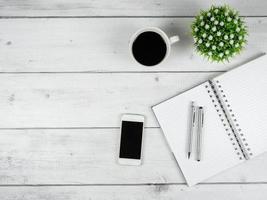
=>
[188,101,196,159]
[197,107,204,162]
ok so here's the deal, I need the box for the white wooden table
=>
[0,1,267,199]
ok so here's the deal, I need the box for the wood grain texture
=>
[0,184,267,200]
[0,0,266,196]
[0,72,218,128]
[0,0,267,16]
[0,128,267,185]
[0,185,267,200]
[0,18,263,72]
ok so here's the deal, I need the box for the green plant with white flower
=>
[191,5,248,62]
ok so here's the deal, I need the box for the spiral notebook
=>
[152,55,267,186]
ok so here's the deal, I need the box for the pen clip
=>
[192,103,196,126]
[198,107,204,127]
[201,110,204,127]
[193,110,196,125]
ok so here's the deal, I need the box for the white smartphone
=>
[118,114,145,166]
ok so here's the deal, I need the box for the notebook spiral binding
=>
[205,80,251,160]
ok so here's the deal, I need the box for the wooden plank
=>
[0,72,217,128]
[0,128,267,184]
[0,185,267,200]
[0,18,263,72]
[0,0,267,16]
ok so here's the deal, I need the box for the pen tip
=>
[188,152,191,159]
[197,159,200,162]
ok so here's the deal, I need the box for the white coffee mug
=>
[129,27,179,66]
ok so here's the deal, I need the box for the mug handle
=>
[169,35,180,44]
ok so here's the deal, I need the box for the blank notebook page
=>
[213,55,267,157]
[153,82,243,186]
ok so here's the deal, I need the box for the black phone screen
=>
[119,121,143,159]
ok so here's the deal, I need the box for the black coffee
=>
[132,31,167,66]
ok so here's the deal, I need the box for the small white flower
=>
[212,45,216,50]
[193,37,197,42]
[214,20,219,25]
[235,43,240,47]
[206,42,210,47]
[235,15,239,20]
[230,34,234,39]
[238,35,243,40]
[217,31,221,36]
[210,17,215,21]
[202,33,207,38]
[236,27,241,32]
[208,52,212,56]
[198,39,203,44]
[227,17,232,22]
[219,42,224,47]
[241,24,245,28]
[212,26,216,32]
[225,12,229,16]
[225,50,230,55]
[214,9,219,14]
[208,35,213,40]
[234,20,238,24]
[194,27,199,32]
[241,42,245,46]
[207,12,211,17]
[220,21,224,26]
[224,35,229,40]
[230,40,234,45]
[205,24,210,29]
[219,53,224,58]
[200,21,205,26]
[200,16,203,20]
